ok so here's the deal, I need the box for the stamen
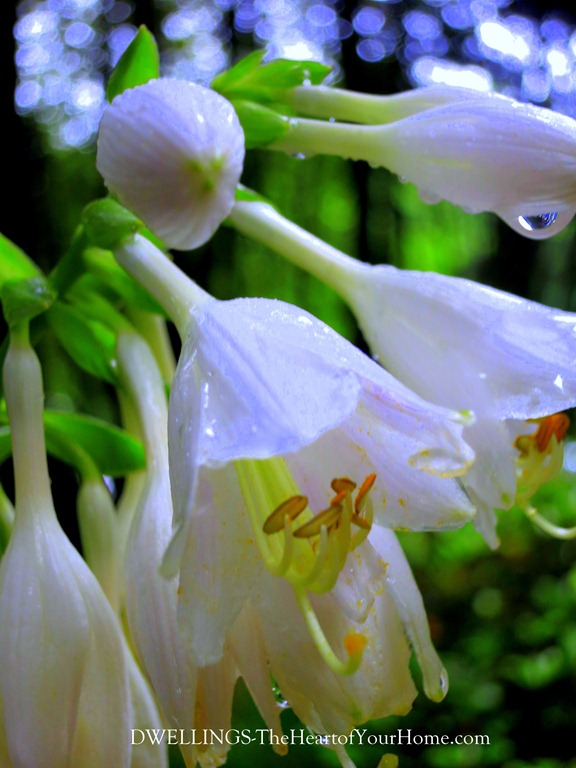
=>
[514,413,574,541]
[293,503,343,538]
[263,495,308,534]
[331,477,356,494]
[295,588,367,676]
[534,413,570,452]
[524,505,576,540]
[355,473,377,513]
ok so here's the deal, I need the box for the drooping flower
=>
[228,200,576,545]
[110,233,475,763]
[0,326,132,768]
[269,90,576,238]
[97,78,245,250]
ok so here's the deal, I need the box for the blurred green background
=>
[4,1,576,766]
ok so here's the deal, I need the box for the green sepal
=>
[0,415,145,477]
[47,302,118,383]
[232,100,290,148]
[0,233,40,287]
[82,198,143,251]
[1,276,55,327]
[212,51,331,104]
[107,25,160,102]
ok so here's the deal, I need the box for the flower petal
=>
[341,263,576,420]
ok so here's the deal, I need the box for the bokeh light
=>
[14,0,576,150]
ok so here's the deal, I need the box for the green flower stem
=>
[114,234,209,339]
[228,200,362,299]
[267,115,389,167]
[2,323,53,518]
[287,84,427,124]
[49,227,90,297]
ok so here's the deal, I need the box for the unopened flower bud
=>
[97,78,245,250]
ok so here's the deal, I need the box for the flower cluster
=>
[1,43,575,768]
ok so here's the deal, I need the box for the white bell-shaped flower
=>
[0,328,131,768]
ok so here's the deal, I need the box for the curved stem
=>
[229,200,365,299]
[524,505,576,539]
[114,234,210,339]
[294,587,365,676]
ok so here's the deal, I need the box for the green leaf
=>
[106,25,160,102]
[0,233,40,287]
[82,198,143,250]
[47,302,118,383]
[0,417,146,477]
[213,52,331,104]
[1,276,55,327]
[232,100,290,148]
[44,411,145,476]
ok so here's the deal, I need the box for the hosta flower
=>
[165,296,474,678]
[110,234,475,763]
[228,201,576,545]
[270,91,576,239]
[0,328,131,768]
[333,264,576,544]
[97,78,245,250]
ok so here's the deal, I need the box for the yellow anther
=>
[331,477,357,494]
[263,495,308,534]
[350,512,371,530]
[293,503,343,538]
[534,412,570,452]
[355,472,377,513]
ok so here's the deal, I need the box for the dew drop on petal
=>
[501,208,576,240]
[518,212,559,231]
[439,667,449,697]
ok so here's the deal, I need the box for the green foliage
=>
[47,302,118,383]
[0,412,145,477]
[43,410,145,476]
[1,276,55,327]
[0,234,40,286]
[106,25,160,102]
[212,51,331,104]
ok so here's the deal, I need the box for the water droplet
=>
[291,152,307,160]
[518,212,558,231]
[272,682,289,708]
[502,208,576,240]
[439,668,449,696]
